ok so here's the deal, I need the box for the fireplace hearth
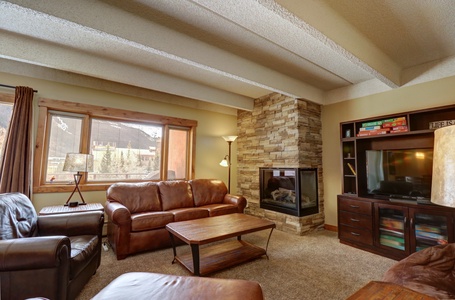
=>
[259,168,318,217]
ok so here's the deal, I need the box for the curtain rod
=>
[0,83,38,93]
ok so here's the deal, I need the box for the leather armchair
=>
[0,193,104,300]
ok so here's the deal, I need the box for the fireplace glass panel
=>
[260,168,318,217]
[300,169,317,209]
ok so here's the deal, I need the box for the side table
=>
[39,203,104,215]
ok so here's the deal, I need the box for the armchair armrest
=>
[223,194,247,213]
[0,236,70,271]
[38,211,104,237]
[105,201,132,225]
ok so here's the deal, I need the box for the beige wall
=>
[0,72,238,212]
[4,71,455,227]
[322,75,455,227]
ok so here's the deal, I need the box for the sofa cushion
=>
[131,212,175,232]
[69,235,98,280]
[199,204,239,217]
[107,182,161,214]
[169,208,209,222]
[190,179,227,207]
[158,181,194,211]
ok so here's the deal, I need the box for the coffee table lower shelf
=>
[174,240,267,276]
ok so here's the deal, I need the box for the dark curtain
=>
[0,86,34,197]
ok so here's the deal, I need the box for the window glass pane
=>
[168,128,189,179]
[47,114,83,183]
[0,102,13,163]
[90,119,162,181]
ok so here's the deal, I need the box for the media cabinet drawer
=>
[339,198,372,215]
[339,225,373,245]
[339,211,372,230]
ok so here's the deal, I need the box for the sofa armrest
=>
[38,211,104,237]
[105,201,132,225]
[0,236,70,271]
[223,194,247,213]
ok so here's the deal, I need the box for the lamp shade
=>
[222,136,238,142]
[63,153,94,173]
[220,158,229,167]
[431,125,455,207]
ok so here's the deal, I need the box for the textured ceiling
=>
[1,0,455,110]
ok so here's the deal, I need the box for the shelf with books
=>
[380,234,405,250]
[356,116,408,137]
[339,103,455,205]
[414,214,449,249]
[380,216,405,231]
[377,207,407,251]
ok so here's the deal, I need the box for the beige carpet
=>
[77,229,395,300]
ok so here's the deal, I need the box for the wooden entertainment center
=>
[338,104,455,260]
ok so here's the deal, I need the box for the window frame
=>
[33,98,197,193]
[0,93,15,164]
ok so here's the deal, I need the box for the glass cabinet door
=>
[376,205,408,253]
[411,210,451,252]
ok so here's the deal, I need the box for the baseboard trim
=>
[324,224,338,232]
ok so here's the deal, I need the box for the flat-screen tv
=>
[366,149,433,201]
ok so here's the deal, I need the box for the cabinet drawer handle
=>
[349,205,360,208]
[350,232,360,236]
[350,218,360,222]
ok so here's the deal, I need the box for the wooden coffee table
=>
[347,281,436,300]
[166,213,275,276]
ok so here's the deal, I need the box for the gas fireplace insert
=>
[259,167,318,217]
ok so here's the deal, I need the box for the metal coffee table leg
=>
[190,244,200,276]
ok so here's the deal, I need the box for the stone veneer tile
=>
[238,93,324,235]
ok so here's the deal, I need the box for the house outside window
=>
[34,99,197,193]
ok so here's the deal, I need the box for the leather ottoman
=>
[92,272,264,300]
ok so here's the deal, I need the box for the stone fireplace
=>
[237,93,324,235]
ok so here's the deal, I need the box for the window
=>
[34,99,197,193]
[46,113,83,183]
[167,127,191,179]
[89,118,162,182]
[0,96,14,163]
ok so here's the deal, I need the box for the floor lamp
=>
[220,135,237,193]
[431,125,455,208]
[63,153,94,206]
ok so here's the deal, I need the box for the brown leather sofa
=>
[105,179,247,260]
[383,243,455,299]
[92,272,264,300]
[0,192,104,300]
